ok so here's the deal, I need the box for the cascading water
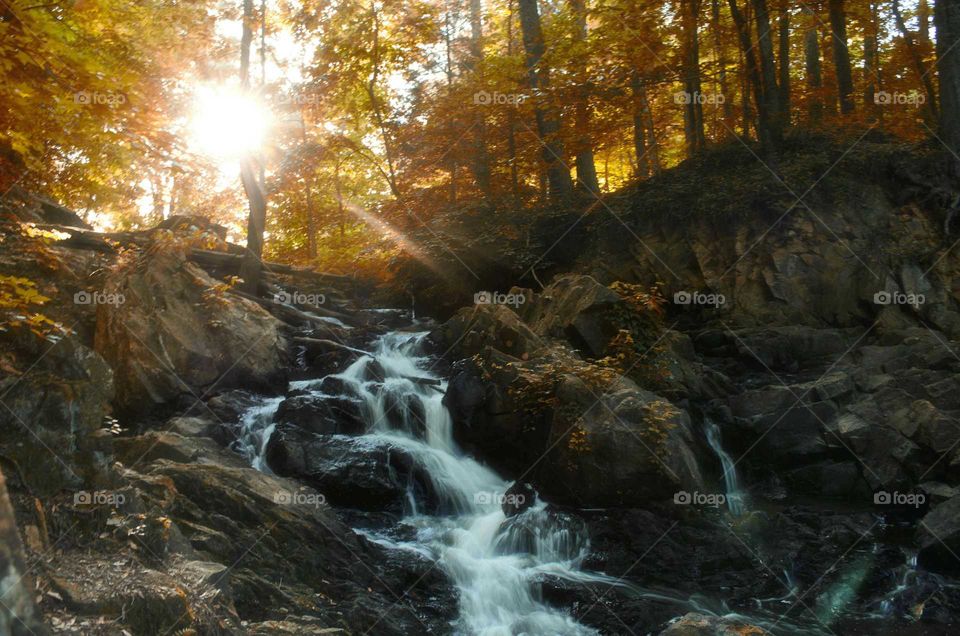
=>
[245,330,610,634]
[703,417,746,516]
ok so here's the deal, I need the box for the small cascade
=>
[703,417,747,516]
[240,330,608,634]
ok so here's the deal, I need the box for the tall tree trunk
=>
[711,0,735,134]
[893,0,939,120]
[239,0,266,294]
[804,7,823,122]
[631,72,649,177]
[936,0,960,172]
[518,0,573,202]
[444,4,458,204]
[752,0,782,141]
[828,0,855,114]
[863,1,881,121]
[920,0,931,44]
[367,2,401,199]
[730,0,775,154]
[681,0,706,156]
[506,0,521,204]
[569,0,600,194]
[777,0,791,126]
[469,0,493,197]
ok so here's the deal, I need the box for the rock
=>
[523,274,624,357]
[659,612,767,635]
[114,430,248,469]
[94,243,288,417]
[0,332,114,495]
[0,468,49,636]
[264,425,444,514]
[502,481,537,517]
[431,303,545,360]
[274,392,366,436]
[917,495,960,573]
[247,617,346,634]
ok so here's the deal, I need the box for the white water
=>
[703,417,746,516]
[244,331,606,634]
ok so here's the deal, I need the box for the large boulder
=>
[0,332,114,495]
[94,243,288,417]
[274,391,367,436]
[264,424,445,514]
[521,274,624,358]
[917,495,960,573]
[0,469,48,635]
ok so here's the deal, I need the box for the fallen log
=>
[190,249,354,285]
[229,288,357,329]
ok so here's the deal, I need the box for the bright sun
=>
[188,86,271,162]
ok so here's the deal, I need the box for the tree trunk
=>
[569,0,600,194]
[863,1,881,121]
[443,5,458,204]
[777,0,791,125]
[711,0,735,132]
[828,0,855,114]
[631,72,649,177]
[936,0,960,170]
[506,0,521,203]
[367,2,401,199]
[681,0,706,156]
[239,0,266,294]
[752,0,782,141]
[804,7,823,122]
[469,0,493,197]
[893,0,939,120]
[518,0,573,202]
[729,0,776,155]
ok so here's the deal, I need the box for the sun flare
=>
[188,86,270,162]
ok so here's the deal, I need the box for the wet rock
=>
[264,425,443,514]
[659,612,767,635]
[431,303,545,360]
[274,392,366,436]
[918,495,960,573]
[502,481,537,517]
[94,244,288,417]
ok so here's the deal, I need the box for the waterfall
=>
[703,417,746,516]
[243,330,604,635]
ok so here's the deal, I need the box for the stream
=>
[229,327,944,635]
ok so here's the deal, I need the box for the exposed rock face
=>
[94,243,288,417]
[0,332,114,495]
[918,495,960,573]
[274,391,367,436]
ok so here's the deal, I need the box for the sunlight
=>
[188,85,270,162]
